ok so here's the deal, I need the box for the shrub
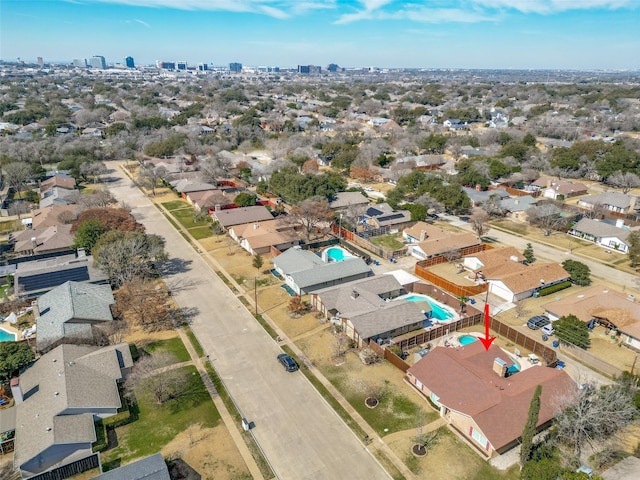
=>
[536,281,571,297]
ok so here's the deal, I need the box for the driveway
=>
[104,163,390,480]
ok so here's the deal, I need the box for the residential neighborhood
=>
[0,60,638,480]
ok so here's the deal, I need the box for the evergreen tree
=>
[523,243,535,264]
[520,385,542,467]
[253,254,264,271]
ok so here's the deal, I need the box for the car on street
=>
[527,315,550,330]
[277,353,299,372]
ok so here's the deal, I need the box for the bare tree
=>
[554,382,637,460]
[138,164,167,196]
[4,162,32,199]
[527,203,565,236]
[607,171,640,194]
[198,156,225,184]
[112,278,172,331]
[79,161,107,183]
[124,352,190,405]
[470,212,490,239]
[289,197,334,241]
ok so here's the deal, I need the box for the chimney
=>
[11,377,23,404]
[215,204,221,211]
[493,358,508,378]
[475,184,481,191]
[351,290,359,300]
[253,223,259,230]
[420,230,428,241]
[77,247,86,258]
[514,199,519,205]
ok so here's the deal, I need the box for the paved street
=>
[105,163,391,480]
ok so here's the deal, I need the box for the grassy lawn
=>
[172,208,211,229]
[320,364,438,436]
[189,225,213,240]
[142,337,191,363]
[393,427,520,480]
[101,365,220,468]
[370,233,405,251]
[184,327,205,358]
[162,200,190,211]
[490,220,529,236]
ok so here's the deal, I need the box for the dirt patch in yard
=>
[162,424,250,480]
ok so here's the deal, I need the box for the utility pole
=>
[254,276,258,315]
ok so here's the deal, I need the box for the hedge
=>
[536,281,571,297]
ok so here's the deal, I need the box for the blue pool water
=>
[326,247,352,262]
[459,335,478,345]
[403,295,455,321]
[0,328,17,342]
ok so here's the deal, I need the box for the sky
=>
[1,0,639,70]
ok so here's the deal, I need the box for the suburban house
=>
[568,218,635,253]
[35,280,115,352]
[11,224,75,257]
[542,285,640,351]
[532,177,588,200]
[186,189,238,212]
[39,186,78,208]
[272,247,372,295]
[29,205,79,229]
[462,187,509,208]
[407,342,574,457]
[362,203,412,230]
[40,175,76,195]
[90,453,170,480]
[328,191,370,213]
[463,248,570,302]
[13,343,133,479]
[463,247,527,281]
[443,119,467,131]
[404,222,481,260]
[486,263,570,303]
[311,276,425,346]
[170,178,217,197]
[498,195,538,222]
[211,205,274,229]
[14,253,108,298]
[228,219,301,255]
[577,192,637,215]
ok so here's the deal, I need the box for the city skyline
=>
[1,0,639,70]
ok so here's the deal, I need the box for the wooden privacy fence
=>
[368,340,411,372]
[490,318,557,365]
[415,243,492,269]
[392,313,484,352]
[414,265,488,297]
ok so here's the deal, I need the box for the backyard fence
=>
[490,318,558,365]
[414,264,488,297]
[558,343,623,378]
[391,313,485,352]
[331,224,406,259]
[28,454,100,480]
[368,340,410,372]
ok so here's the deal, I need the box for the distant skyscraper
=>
[125,56,135,68]
[89,55,107,69]
[326,63,339,73]
[176,61,187,70]
[198,63,209,71]
[156,60,175,70]
[297,65,311,74]
[72,58,87,68]
[37,57,44,67]
[229,62,242,73]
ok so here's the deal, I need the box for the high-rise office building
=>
[326,63,340,73]
[297,65,311,74]
[176,61,187,70]
[125,56,135,68]
[89,55,107,69]
[72,59,87,68]
[156,60,176,70]
[37,57,44,67]
[198,63,209,71]
[229,62,242,73]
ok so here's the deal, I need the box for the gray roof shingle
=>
[91,453,171,480]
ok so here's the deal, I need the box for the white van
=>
[542,324,555,336]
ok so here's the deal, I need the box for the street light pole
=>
[254,276,258,315]
[339,213,343,240]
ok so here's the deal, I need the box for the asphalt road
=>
[105,163,391,480]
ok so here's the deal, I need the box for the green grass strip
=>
[184,326,205,358]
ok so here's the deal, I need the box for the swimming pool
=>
[0,328,17,342]
[458,335,478,346]
[401,294,456,321]
[325,246,354,262]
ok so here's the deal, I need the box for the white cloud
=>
[469,0,634,14]
[92,0,332,18]
[133,18,151,27]
[335,4,496,25]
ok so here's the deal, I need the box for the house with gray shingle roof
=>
[12,224,75,256]
[91,453,170,480]
[36,281,115,351]
[273,247,372,295]
[328,191,369,212]
[577,192,637,214]
[311,275,424,345]
[568,218,636,253]
[363,203,412,229]
[211,205,274,229]
[13,343,132,479]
